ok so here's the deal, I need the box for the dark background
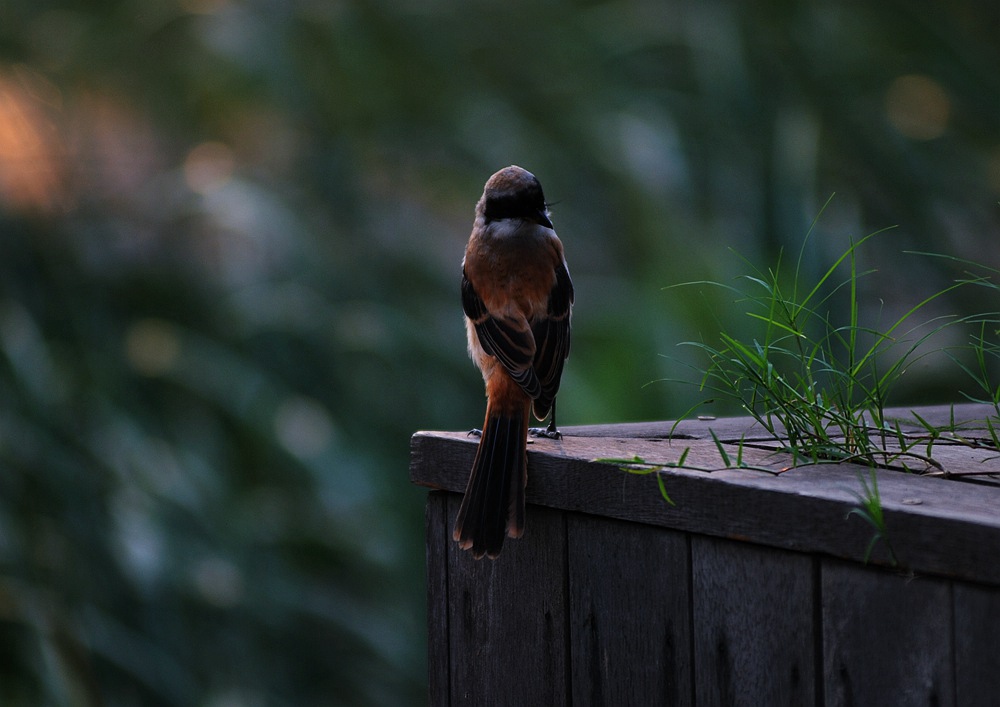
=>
[0,1,997,704]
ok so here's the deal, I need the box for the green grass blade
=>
[709,428,731,467]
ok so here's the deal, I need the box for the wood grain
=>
[821,559,954,706]
[691,535,816,707]
[425,492,451,707]
[444,495,569,707]
[953,582,1000,705]
[567,515,692,706]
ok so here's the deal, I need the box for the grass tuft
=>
[667,218,985,470]
[660,215,1000,560]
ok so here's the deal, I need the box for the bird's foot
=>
[529,426,562,440]
[467,428,482,438]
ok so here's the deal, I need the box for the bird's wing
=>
[531,260,574,418]
[462,271,542,399]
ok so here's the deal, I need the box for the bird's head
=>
[478,165,552,229]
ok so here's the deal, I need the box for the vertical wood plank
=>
[822,559,954,706]
[446,495,569,707]
[426,491,451,707]
[691,536,816,707]
[952,583,1000,706]
[567,514,692,706]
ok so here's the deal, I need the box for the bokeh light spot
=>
[885,74,950,141]
[988,148,1000,196]
[274,395,335,460]
[125,318,181,376]
[184,140,235,195]
[0,68,64,213]
[191,557,244,607]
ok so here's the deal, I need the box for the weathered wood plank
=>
[953,582,1000,705]
[563,415,774,442]
[746,434,1000,478]
[821,559,954,706]
[691,536,816,707]
[410,430,803,497]
[918,442,1000,476]
[566,515,692,706]
[410,426,1000,586]
[425,492,451,707]
[883,402,998,431]
[416,406,1000,705]
[560,402,997,442]
[445,495,569,706]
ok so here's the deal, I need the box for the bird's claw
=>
[529,426,562,440]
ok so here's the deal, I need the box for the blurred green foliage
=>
[0,0,997,704]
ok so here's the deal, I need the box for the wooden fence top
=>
[410,402,1000,586]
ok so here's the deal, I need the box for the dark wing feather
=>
[462,270,542,399]
[461,271,488,322]
[532,261,574,419]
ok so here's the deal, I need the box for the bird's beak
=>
[536,210,553,229]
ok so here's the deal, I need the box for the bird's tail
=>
[453,398,529,559]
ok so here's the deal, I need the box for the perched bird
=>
[453,166,574,559]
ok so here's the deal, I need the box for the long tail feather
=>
[453,405,528,559]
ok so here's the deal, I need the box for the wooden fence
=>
[410,403,1000,706]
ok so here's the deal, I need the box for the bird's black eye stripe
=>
[483,194,520,222]
[483,184,546,223]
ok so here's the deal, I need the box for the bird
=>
[453,165,574,559]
